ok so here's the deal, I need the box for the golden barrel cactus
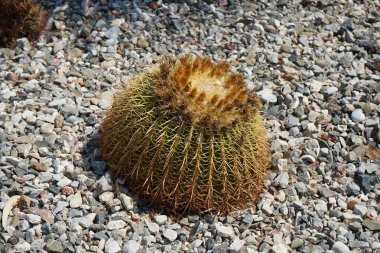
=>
[100,55,271,215]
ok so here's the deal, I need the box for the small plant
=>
[100,55,271,215]
[0,0,48,48]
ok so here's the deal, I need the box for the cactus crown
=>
[153,55,260,130]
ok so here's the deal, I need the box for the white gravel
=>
[0,0,379,252]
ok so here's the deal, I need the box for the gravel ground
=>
[1,0,380,252]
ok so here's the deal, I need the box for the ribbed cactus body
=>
[100,56,271,214]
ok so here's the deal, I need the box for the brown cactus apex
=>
[100,55,271,215]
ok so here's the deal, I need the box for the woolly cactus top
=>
[152,55,261,130]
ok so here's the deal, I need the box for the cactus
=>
[0,0,48,47]
[100,55,271,215]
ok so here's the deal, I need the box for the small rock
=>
[45,240,64,253]
[14,241,31,252]
[95,176,113,195]
[163,229,177,242]
[212,242,229,253]
[61,186,75,196]
[105,27,120,39]
[95,212,107,224]
[98,91,114,109]
[70,192,82,208]
[350,240,369,248]
[215,223,235,239]
[271,139,289,153]
[275,190,286,202]
[14,136,34,144]
[36,209,54,224]
[257,89,277,103]
[53,40,66,53]
[91,161,107,176]
[346,181,361,196]
[192,239,203,249]
[281,44,293,53]
[359,163,379,174]
[98,99,112,110]
[354,205,368,217]
[349,222,362,232]
[285,115,299,128]
[107,220,126,230]
[31,162,47,172]
[74,213,96,228]
[268,52,279,64]
[319,187,336,198]
[351,110,365,122]
[137,38,149,48]
[53,201,69,214]
[243,213,254,224]
[366,209,377,220]
[153,215,167,225]
[307,80,323,93]
[190,221,204,237]
[229,237,245,253]
[99,192,114,202]
[332,241,350,253]
[291,238,304,249]
[68,47,83,58]
[344,31,355,42]
[124,240,140,253]
[272,244,287,253]
[57,178,72,187]
[131,222,144,235]
[372,241,380,249]
[362,219,380,231]
[206,237,214,251]
[355,174,372,194]
[111,18,125,27]
[119,194,134,210]
[146,221,159,234]
[346,151,358,162]
[273,171,289,188]
[261,202,273,216]
[26,214,41,225]
[54,114,64,128]
[105,238,121,253]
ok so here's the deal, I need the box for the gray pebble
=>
[163,229,177,242]
[153,215,167,225]
[124,240,140,253]
[107,220,126,230]
[351,110,365,122]
[45,240,64,253]
[229,238,245,253]
[353,205,368,217]
[26,214,41,225]
[69,192,82,208]
[215,223,235,239]
[105,238,121,253]
[273,171,289,188]
[291,238,304,249]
